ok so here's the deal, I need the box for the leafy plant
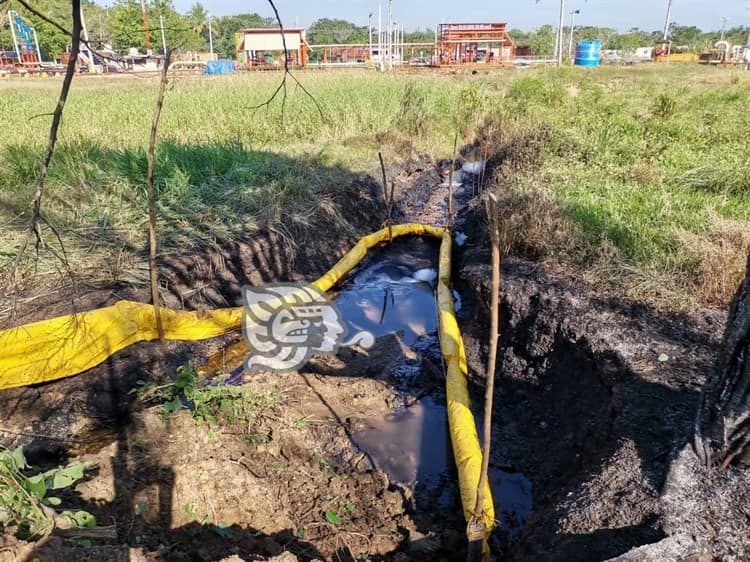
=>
[651,92,678,118]
[0,446,95,539]
[134,363,279,430]
[394,83,428,137]
[325,509,341,525]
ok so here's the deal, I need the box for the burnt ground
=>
[2,154,749,562]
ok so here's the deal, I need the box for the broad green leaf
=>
[62,510,96,528]
[24,474,48,500]
[10,447,27,470]
[49,463,86,490]
[44,496,62,506]
[325,509,341,525]
[163,396,182,415]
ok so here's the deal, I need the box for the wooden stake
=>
[467,192,501,561]
[146,50,172,344]
[448,133,458,228]
[378,151,388,205]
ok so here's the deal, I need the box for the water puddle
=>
[203,232,533,540]
[351,395,533,537]
[332,237,440,349]
[350,396,448,486]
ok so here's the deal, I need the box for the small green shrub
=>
[135,363,279,429]
[0,447,94,539]
[651,92,678,118]
[394,83,428,138]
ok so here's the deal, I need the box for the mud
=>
[2,152,749,562]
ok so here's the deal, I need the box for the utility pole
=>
[662,0,673,42]
[139,0,152,53]
[369,12,373,60]
[556,0,565,66]
[159,15,167,56]
[387,0,392,70]
[378,3,383,71]
[208,13,214,57]
[393,20,398,65]
[568,9,580,62]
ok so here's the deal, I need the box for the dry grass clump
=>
[485,127,584,260]
[677,214,750,307]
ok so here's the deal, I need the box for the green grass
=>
[0,65,748,306]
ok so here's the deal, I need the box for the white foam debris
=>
[452,289,462,312]
[454,232,468,246]
[440,170,463,187]
[413,268,438,284]
[461,160,485,175]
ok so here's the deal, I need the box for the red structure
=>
[436,23,515,66]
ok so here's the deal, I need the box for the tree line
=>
[512,23,750,55]
[1,2,747,62]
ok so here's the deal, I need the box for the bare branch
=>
[6,0,82,286]
[146,50,173,344]
[248,0,325,122]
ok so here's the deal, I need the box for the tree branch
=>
[146,50,173,344]
[6,0,81,286]
[249,0,325,122]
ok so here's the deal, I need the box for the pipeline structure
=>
[0,223,495,557]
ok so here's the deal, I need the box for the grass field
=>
[0,65,748,307]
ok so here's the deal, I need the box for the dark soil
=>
[2,153,749,562]
[457,198,749,562]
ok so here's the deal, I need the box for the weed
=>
[0,446,95,539]
[651,92,677,118]
[325,508,341,525]
[394,83,428,138]
[1,67,747,308]
[135,363,279,431]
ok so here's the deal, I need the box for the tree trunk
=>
[696,254,750,468]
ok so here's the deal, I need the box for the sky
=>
[171,0,750,33]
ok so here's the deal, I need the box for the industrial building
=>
[435,23,515,66]
[236,27,310,68]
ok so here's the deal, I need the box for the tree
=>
[109,0,205,53]
[404,28,435,43]
[696,254,750,468]
[212,13,275,60]
[306,18,367,45]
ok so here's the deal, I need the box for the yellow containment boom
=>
[0,222,495,554]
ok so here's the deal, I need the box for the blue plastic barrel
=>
[574,40,601,67]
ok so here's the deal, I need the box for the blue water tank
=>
[574,40,601,67]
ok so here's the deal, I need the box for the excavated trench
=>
[1,153,742,562]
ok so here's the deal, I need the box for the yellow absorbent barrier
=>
[0,222,494,550]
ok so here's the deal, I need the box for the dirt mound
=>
[457,247,749,560]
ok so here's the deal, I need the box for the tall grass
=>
[0,65,748,306]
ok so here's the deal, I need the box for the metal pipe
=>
[567,9,578,62]
[378,3,383,71]
[387,0,392,70]
[557,0,565,66]
[208,13,214,56]
[662,0,673,41]
[32,27,42,63]
[79,4,96,70]
[160,15,167,56]
[8,10,21,63]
